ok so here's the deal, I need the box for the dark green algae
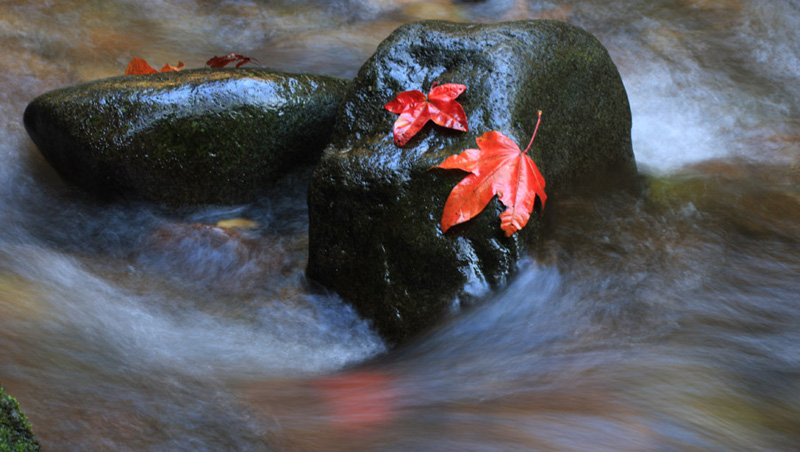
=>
[307,20,636,344]
[24,68,350,205]
[0,385,40,452]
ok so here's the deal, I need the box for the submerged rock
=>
[138,222,290,292]
[307,20,636,344]
[0,384,40,451]
[24,68,350,205]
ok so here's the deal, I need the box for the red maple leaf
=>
[206,53,256,68]
[384,82,468,146]
[125,57,184,75]
[433,111,547,237]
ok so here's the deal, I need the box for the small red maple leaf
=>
[125,57,184,75]
[433,110,547,237]
[384,82,468,146]
[206,53,257,68]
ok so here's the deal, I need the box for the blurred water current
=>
[1,0,799,450]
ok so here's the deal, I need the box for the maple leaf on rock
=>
[206,53,256,68]
[384,82,468,146]
[125,57,158,75]
[433,111,547,237]
[125,57,184,75]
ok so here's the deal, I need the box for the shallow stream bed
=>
[1,1,799,450]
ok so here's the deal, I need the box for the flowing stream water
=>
[2,0,800,450]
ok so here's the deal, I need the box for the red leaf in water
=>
[385,82,468,146]
[315,371,400,434]
[125,57,184,75]
[206,53,255,68]
[433,111,547,236]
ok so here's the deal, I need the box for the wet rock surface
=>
[24,68,350,205]
[307,20,636,344]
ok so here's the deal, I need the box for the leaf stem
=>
[523,110,543,154]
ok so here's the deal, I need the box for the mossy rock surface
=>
[307,20,636,344]
[24,68,350,205]
[1,385,40,452]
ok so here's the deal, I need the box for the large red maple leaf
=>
[384,82,468,146]
[433,111,546,237]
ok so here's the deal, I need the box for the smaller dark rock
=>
[24,68,350,205]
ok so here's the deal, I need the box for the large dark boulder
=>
[307,20,636,344]
[1,384,40,451]
[24,68,349,205]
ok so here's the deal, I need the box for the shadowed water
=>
[1,0,799,450]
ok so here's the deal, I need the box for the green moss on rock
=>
[307,20,636,344]
[24,68,350,205]
[1,385,40,452]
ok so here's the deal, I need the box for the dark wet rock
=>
[24,68,350,205]
[1,384,41,451]
[307,20,636,344]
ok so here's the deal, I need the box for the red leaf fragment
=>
[206,53,255,68]
[385,82,468,146]
[125,57,184,75]
[433,111,547,236]
[159,61,185,72]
